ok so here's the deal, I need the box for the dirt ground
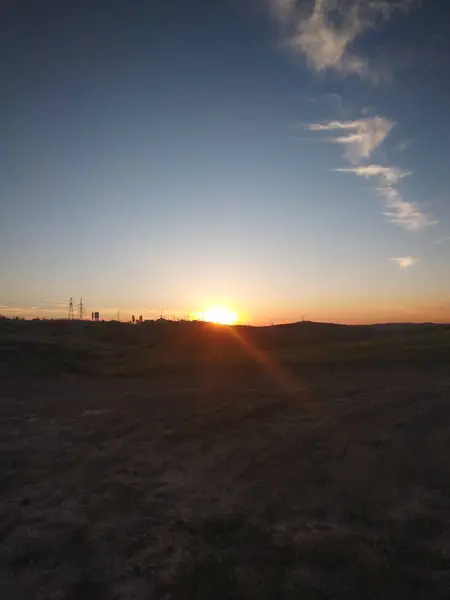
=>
[2,364,450,599]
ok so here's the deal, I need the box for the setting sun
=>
[203,306,238,325]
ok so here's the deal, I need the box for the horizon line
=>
[1,315,448,328]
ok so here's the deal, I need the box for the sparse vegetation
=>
[1,319,450,598]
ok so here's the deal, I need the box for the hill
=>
[1,317,450,377]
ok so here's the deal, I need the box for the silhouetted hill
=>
[253,320,450,344]
[1,317,450,377]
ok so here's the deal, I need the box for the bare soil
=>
[2,361,450,598]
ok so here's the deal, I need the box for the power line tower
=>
[68,298,74,320]
[78,298,85,320]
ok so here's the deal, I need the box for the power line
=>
[68,298,74,320]
[78,298,85,320]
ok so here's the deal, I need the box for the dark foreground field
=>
[2,319,450,598]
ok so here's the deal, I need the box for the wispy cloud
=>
[271,0,418,79]
[334,164,437,231]
[277,0,433,235]
[381,190,437,231]
[361,106,376,116]
[305,117,394,163]
[334,165,409,184]
[391,257,421,268]
[435,236,450,245]
[395,139,412,153]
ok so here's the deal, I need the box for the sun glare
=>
[203,306,238,325]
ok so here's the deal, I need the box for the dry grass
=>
[1,320,450,598]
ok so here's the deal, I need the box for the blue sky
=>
[1,0,449,323]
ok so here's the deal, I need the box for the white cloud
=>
[335,164,437,231]
[380,191,438,231]
[271,0,417,78]
[305,117,394,163]
[391,257,421,268]
[334,165,409,184]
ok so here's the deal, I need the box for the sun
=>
[203,306,238,325]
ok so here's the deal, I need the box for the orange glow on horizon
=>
[197,306,238,325]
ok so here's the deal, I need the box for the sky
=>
[1,0,450,324]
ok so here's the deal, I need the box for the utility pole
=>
[78,298,85,320]
[68,298,74,320]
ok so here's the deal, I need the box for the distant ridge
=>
[267,320,444,330]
